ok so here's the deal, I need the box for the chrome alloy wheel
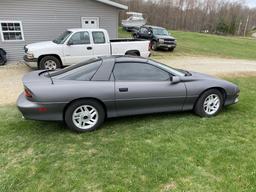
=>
[44,60,57,70]
[72,105,99,130]
[203,94,221,115]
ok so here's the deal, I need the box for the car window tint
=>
[69,32,90,45]
[92,31,106,44]
[113,63,170,81]
[53,61,102,81]
[140,27,148,34]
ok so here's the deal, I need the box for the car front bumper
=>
[157,42,176,49]
[23,55,38,69]
[225,94,240,106]
[17,93,66,121]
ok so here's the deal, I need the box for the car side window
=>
[68,32,90,45]
[54,61,102,81]
[140,27,148,34]
[113,63,170,81]
[92,31,106,44]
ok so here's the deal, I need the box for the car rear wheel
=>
[65,100,105,132]
[39,56,61,70]
[194,89,224,117]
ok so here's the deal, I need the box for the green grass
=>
[119,28,256,60]
[1,77,256,191]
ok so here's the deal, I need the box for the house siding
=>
[0,0,120,61]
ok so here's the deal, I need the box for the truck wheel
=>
[168,47,175,52]
[132,33,138,39]
[39,56,61,70]
[151,41,158,51]
[0,48,7,66]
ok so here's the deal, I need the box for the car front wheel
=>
[65,100,105,132]
[194,89,224,117]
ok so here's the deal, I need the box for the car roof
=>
[143,25,165,29]
[100,55,148,63]
[67,28,107,33]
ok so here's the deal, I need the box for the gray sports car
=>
[17,56,240,132]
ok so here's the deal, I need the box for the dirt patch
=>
[0,57,256,105]
[158,56,256,77]
[0,63,32,106]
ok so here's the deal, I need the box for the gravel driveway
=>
[1,57,256,106]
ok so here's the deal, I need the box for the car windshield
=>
[53,31,72,44]
[149,60,187,76]
[152,28,169,36]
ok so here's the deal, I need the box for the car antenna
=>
[47,70,54,85]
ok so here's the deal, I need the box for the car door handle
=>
[87,47,93,50]
[119,88,128,92]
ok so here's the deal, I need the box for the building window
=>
[0,21,24,41]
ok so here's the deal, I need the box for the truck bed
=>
[110,38,147,43]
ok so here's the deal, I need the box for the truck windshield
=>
[53,31,72,44]
[152,28,169,36]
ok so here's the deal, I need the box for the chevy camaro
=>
[17,56,240,132]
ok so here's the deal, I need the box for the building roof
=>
[95,0,128,10]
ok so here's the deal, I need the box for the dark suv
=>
[133,25,177,51]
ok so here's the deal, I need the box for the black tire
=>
[132,33,137,39]
[39,56,61,70]
[65,99,105,133]
[168,47,175,52]
[194,89,224,117]
[151,41,158,51]
[0,48,7,66]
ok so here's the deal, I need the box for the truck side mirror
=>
[67,40,73,46]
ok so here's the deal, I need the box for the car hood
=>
[26,41,57,51]
[185,71,239,92]
[189,71,219,80]
[154,35,176,40]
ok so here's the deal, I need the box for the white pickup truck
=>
[24,28,151,70]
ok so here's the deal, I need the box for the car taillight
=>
[24,87,32,98]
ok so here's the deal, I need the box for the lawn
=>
[1,77,256,192]
[119,28,256,60]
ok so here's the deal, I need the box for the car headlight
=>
[26,52,34,59]
[159,39,165,43]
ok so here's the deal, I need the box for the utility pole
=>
[244,15,250,37]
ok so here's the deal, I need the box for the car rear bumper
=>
[17,93,66,121]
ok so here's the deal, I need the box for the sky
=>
[246,0,256,7]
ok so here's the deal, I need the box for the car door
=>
[91,31,111,57]
[113,62,187,116]
[63,31,94,65]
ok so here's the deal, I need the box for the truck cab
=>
[24,28,150,70]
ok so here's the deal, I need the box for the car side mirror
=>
[171,76,181,84]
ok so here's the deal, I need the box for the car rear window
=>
[51,59,102,81]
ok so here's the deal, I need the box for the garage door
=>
[81,17,99,29]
